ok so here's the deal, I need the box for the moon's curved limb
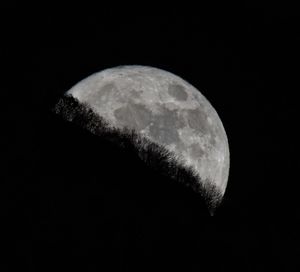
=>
[54,65,230,211]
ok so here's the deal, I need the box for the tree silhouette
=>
[53,94,223,212]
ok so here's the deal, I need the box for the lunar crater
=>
[113,103,153,131]
[185,108,209,133]
[168,83,188,101]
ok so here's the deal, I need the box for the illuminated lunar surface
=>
[62,65,230,203]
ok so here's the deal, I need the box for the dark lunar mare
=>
[54,95,223,212]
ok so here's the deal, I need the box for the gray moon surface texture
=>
[65,65,230,203]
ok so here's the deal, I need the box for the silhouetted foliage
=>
[53,94,223,212]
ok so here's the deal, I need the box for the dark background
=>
[2,4,299,271]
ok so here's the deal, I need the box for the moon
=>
[55,65,230,210]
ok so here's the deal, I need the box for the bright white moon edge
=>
[54,65,230,211]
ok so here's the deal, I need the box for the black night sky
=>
[2,4,299,271]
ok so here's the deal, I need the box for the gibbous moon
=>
[55,65,230,210]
